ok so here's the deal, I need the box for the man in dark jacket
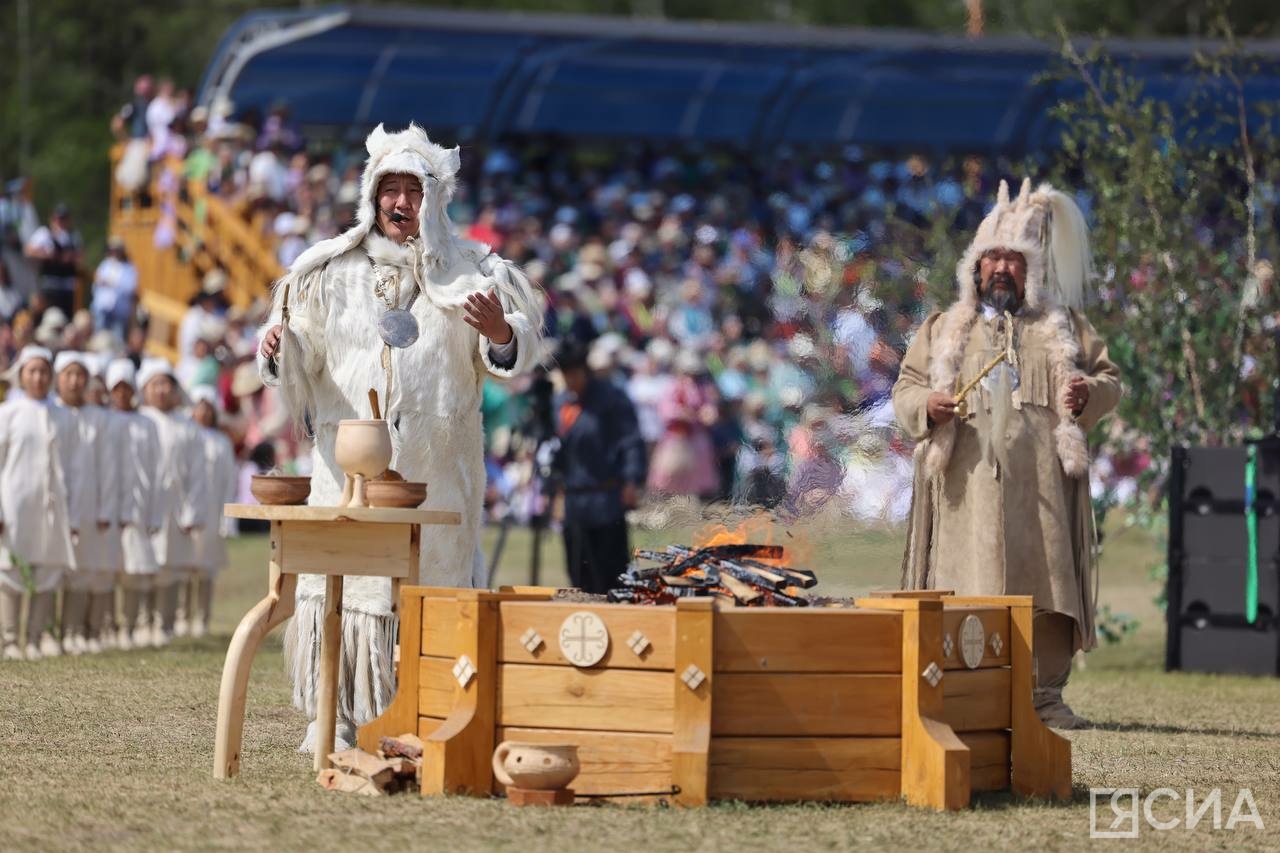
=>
[554,339,647,594]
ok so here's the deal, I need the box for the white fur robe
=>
[0,398,78,592]
[256,123,544,726]
[254,124,544,726]
[259,233,540,722]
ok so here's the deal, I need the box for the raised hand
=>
[463,288,513,345]
[260,324,283,359]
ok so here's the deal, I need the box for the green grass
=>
[0,516,1277,852]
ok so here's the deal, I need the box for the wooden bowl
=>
[366,480,427,509]
[250,475,311,506]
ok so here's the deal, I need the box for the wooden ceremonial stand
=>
[212,503,460,780]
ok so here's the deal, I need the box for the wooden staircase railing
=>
[109,144,284,362]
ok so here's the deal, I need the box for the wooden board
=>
[494,728,672,798]
[497,664,674,734]
[712,674,901,737]
[280,521,415,579]
[672,599,713,806]
[709,737,900,803]
[224,503,460,525]
[421,597,499,796]
[942,668,1012,732]
[497,602,676,671]
[417,716,445,740]
[422,596,463,658]
[959,731,1010,792]
[714,609,902,673]
[418,657,459,718]
[941,607,1011,670]
[357,590,423,753]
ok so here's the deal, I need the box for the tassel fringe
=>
[283,594,398,725]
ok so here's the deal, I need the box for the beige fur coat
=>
[892,303,1121,652]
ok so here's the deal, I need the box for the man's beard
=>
[981,274,1022,314]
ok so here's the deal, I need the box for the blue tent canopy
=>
[198,6,1280,152]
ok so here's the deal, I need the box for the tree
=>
[1047,15,1279,473]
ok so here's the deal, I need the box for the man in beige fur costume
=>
[257,124,543,751]
[893,179,1121,729]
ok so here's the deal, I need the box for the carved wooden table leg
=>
[314,574,345,771]
[213,563,297,779]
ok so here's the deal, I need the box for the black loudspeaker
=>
[1166,443,1280,676]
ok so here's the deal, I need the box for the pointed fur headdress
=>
[284,123,462,281]
[955,178,1093,312]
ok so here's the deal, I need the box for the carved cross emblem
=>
[959,614,986,670]
[558,611,610,667]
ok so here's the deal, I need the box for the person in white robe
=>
[138,358,206,647]
[0,347,79,660]
[54,351,120,655]
[186,386,237,639]
[84,354,122,649]
[256,124,544,751]
[106,359,163,650]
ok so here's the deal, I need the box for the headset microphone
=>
[381,208,409,223]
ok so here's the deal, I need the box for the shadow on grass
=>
[967,783,1096,810]
[1088,720,1280,739]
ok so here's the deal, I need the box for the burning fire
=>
[692,515,811,566]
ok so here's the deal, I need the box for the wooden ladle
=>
[368,388,382,420]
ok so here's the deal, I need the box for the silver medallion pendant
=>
[378,308,420,348]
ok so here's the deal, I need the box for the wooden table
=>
[212,503,460,779]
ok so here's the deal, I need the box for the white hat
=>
[106,358,137,390]
[231,362,263,397]
[9,345,53,380]
[87,330,119,355]
[202,269,228,295]
[199,317,227,344]
[84,352,111,378]
[956,178,1091,312]
[53,350,91,375]
[37,307,68,331]
[189,384,220,410]
[675,348,703,376]
[273,212,298,238]
[137,357,176,391]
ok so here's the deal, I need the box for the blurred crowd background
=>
[0,69,1193,527]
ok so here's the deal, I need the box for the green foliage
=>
[1094,603,1140,645]
[0,0,266,254]
[1046,13,1279,495]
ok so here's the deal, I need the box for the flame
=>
[693,516,785,563]
[689,513,819,569]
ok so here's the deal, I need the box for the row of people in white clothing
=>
[0,345,237,660]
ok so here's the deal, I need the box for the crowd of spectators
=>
[0,77,1160,527]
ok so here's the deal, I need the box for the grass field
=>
[1,513,1277,852]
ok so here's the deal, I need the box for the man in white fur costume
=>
[256,124,543,751]
[892,180,1122,729]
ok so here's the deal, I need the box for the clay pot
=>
[366,480,428,509]
[334,419,392,507]
[491,742,580,790]
[250,475,311,506]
